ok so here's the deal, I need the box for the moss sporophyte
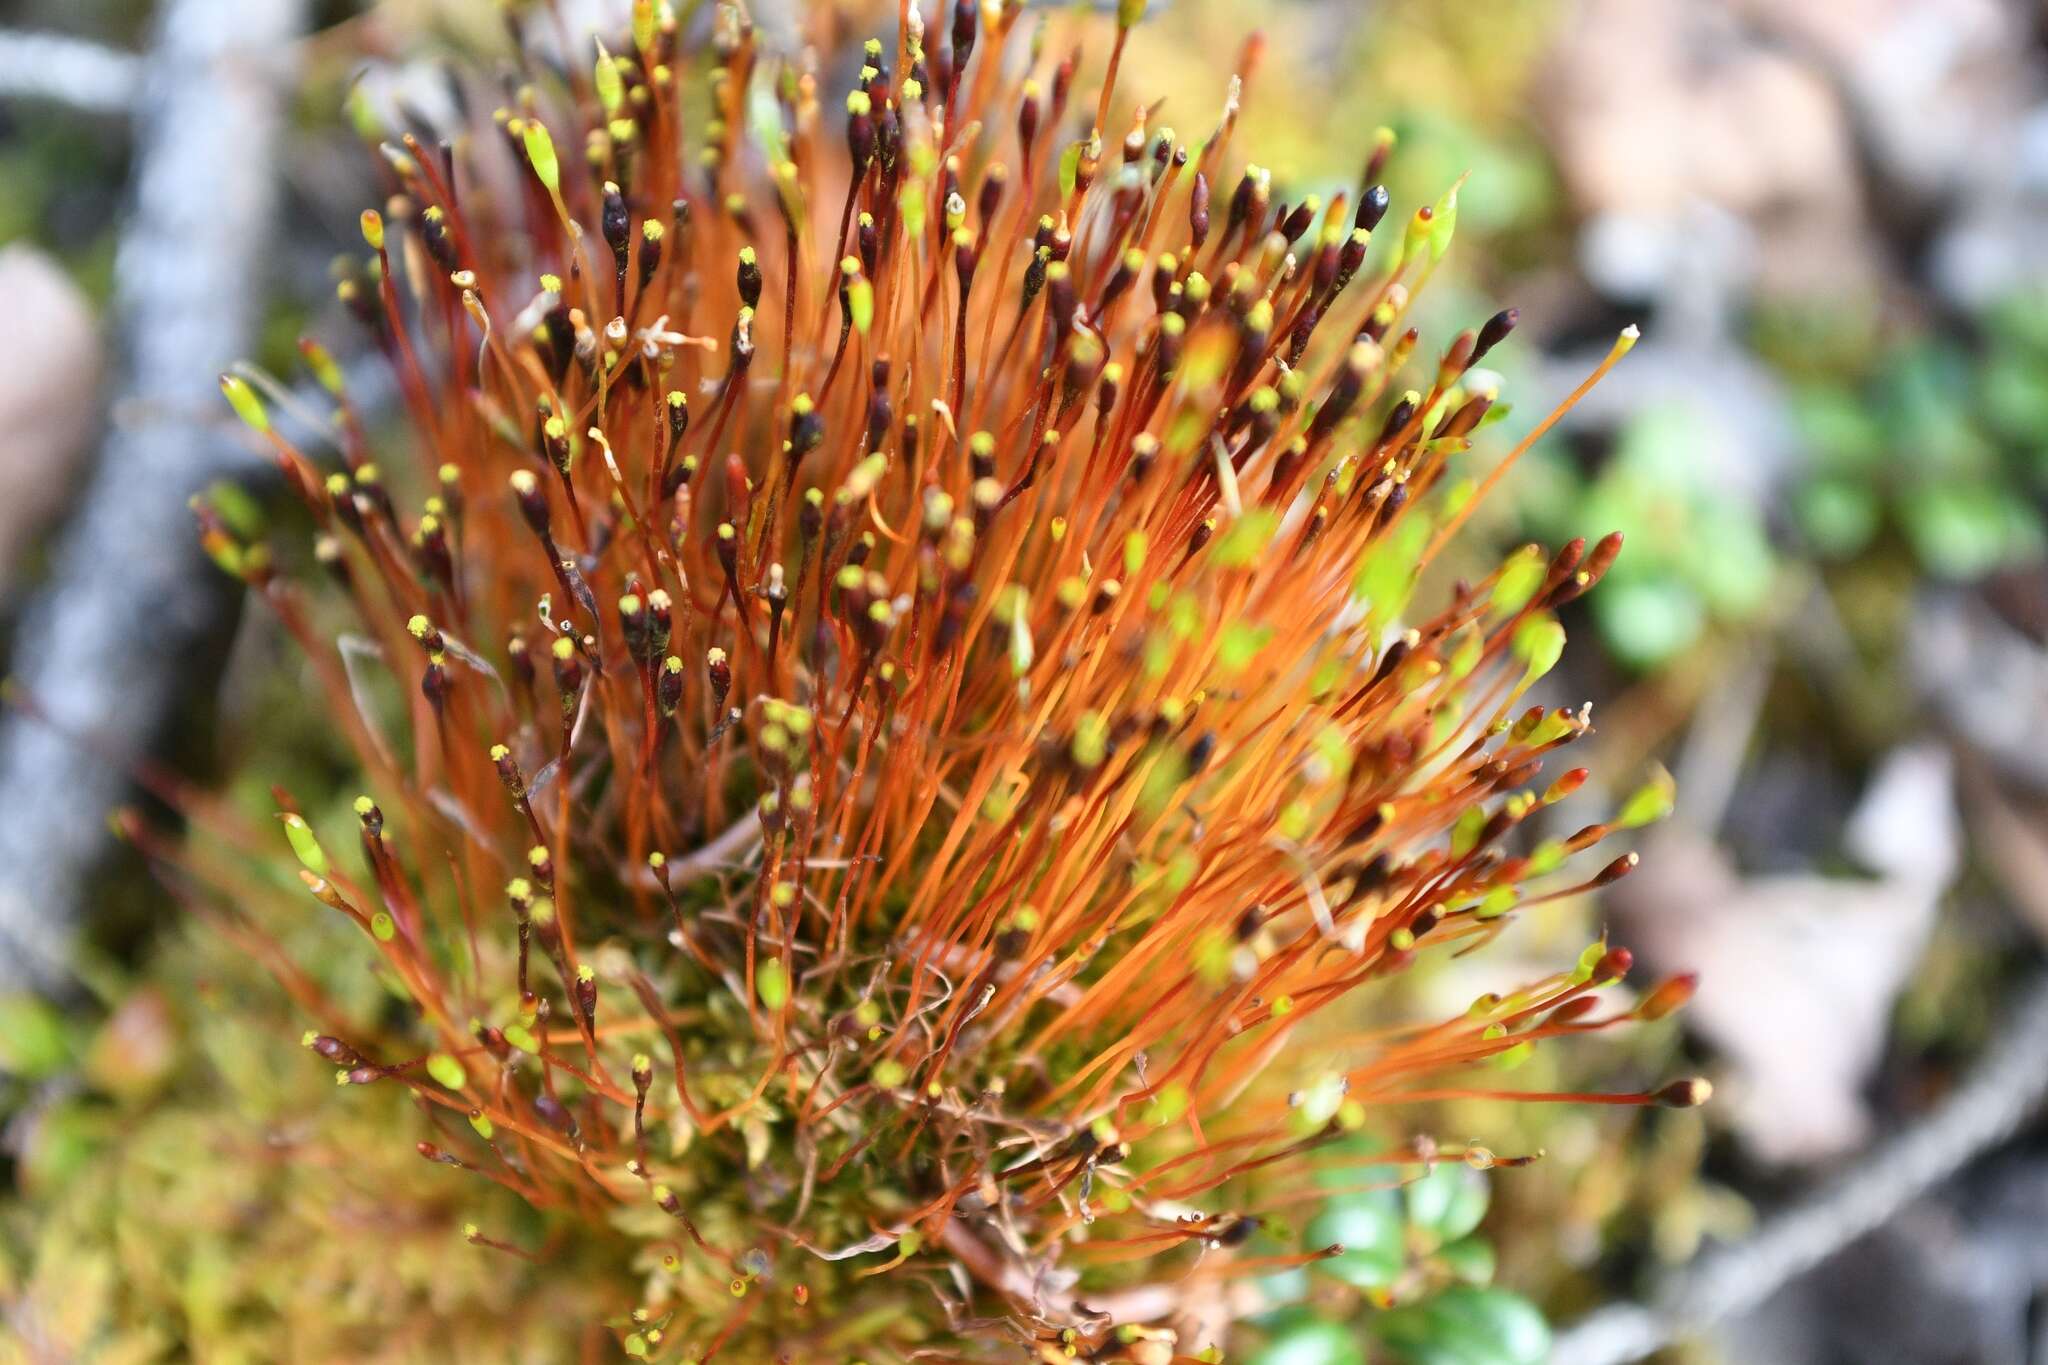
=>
[170,0,1698,1357]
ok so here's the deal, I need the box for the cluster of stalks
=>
[166,0,1702,1358]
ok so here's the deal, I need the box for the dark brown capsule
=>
[532,1091,580,1136]
[1470,307,1519,365]
[306,1033,364,1066]
[1593,852,1640,887]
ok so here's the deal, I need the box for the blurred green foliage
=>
[1519,408,1781,670]
[0,108,126,300]
[14,0,2035,1356]
[0,931,618,1362]
[1242,1151,1550,1365]
[1766,293,2048,581]
[1510,283,2048,671]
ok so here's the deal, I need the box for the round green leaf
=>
[1403,1163,1489,1245]
[1791,387,1885,469]
[1250,1312,1368,1365]
[1591,576,1703,668]
[0,995,73,1078]
[1904,482,2036,580]
[1980,348,2048,444]
[1374,1286,1551,1365]
[1686,500,1776,616]
[1304,1192,1405,1290]
[1435,1236,1497,1286]
[1794,477,1879,559]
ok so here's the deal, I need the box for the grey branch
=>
[0,27,143,115]
[0,0,309,993]
[1555,971,2048,1365]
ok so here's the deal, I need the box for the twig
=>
[1667,644,1770,842]
[0,0,308,994]
[1555,970,2048,1365]
[0,27,141,115]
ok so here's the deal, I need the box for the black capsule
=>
[736,249,762,308]
[1356,184,1390,232]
